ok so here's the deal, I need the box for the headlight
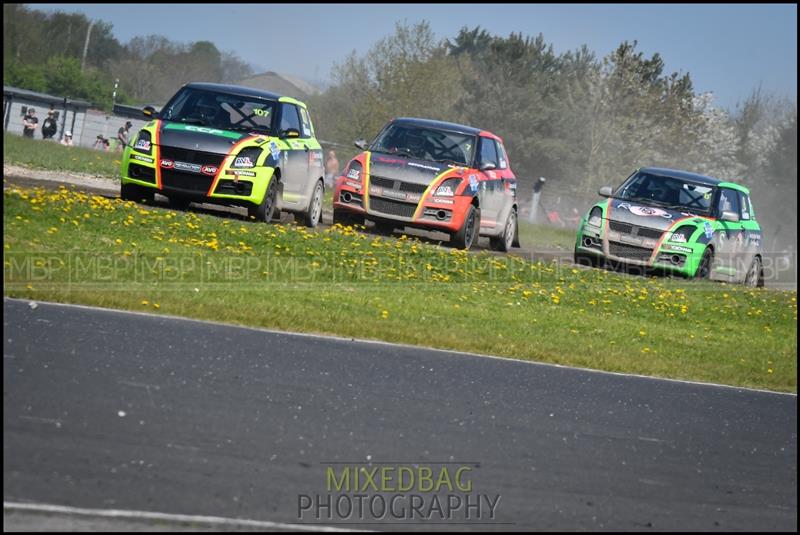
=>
[587,206,602,227]
[670,225,696,243]
[344,160,362,181]
[132,131,152,154]
[434,178,461,197]
[232,147,262,168]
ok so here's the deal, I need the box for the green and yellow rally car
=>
[574,167,764,286]
[120,82,325,226]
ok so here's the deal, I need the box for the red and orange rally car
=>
[333,117,520,250]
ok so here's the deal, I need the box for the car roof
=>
[392,117,484,136]
[639,167,724,187]
[184,82,284,102]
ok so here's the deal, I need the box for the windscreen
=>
[617,171,716,214]
[371,123,476,167]
[160,87,276,134]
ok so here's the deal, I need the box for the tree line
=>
[308,22,796,250]
[3,4,253,109]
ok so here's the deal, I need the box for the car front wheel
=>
[695,247,714,280]
[452,204,479,250]
[249,178,279,223]
[120,182,154,203]
[333,207,361,227]
[574,250,601,268]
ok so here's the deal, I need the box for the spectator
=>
[324,150,339,188]
[564,207,582,227]
[60,131,74,146]
[117,121,133,150]
[93,135,109,151]
[41,109,58,140]
[22,107,38,138]
[547,208,564,227]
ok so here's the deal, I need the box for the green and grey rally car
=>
[120,82,325,226]
[574,167,764,286]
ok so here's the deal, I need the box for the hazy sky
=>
[36,3,797,110]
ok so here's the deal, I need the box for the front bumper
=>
[575,221,703,276]
[333,177,474,233]
[120,146,274,207]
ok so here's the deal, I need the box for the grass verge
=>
[4,133,578,251]
[517,219,577,251]
[4,185,797,392]
[4,132,121,177]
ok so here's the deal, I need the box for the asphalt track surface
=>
[3,298,797,531]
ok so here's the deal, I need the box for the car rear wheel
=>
[120,182,154,203]
[490,209,517,252]
[249,178,279,223]
[452,204,479,250]
[300,180,323,228]
[744,255,764,287]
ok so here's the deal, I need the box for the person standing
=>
[117,120,133,150]
[41,109,58,140]
[324,150,340,188]
[22,107,38,138]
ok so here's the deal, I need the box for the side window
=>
[738,192,752,220]
[717,189,740,217]
[478,137,499,168]
[279,103,302,135]
[494,141,508,169]
[298,107,313,139]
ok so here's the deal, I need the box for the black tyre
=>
[249,177,279,223]
[167,196,192,211]
[744,255,764,287]
[333,207,361,227]
[695,247,714,280]
[372,220,395,236]
[490,208,517,252]
[574,250,600,268]
[120,182,154,203]
[512,215,521,248]
[451,204,479,250]
[300,180,324,228]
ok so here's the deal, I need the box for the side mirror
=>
[598,186,613,198]
[720,210,740,223]
[479,161,497,172]
[142,106,157,118]
[281,128,301,139]
[354,139,369,151]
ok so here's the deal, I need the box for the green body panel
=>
[574,192,762,280]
